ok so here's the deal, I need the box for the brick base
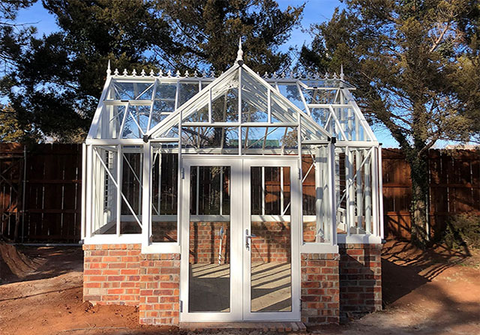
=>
[83,244,180,325]
[83,244,141,305]
[339,244,382,321]
[301,253,340,325]
[139,253,180,325]
[83,243,381,326]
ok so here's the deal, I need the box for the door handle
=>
[245,229,256,250]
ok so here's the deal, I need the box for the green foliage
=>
[0,0,303,142]
[0,104,38,142]
[444,213,480,249]
[299,0,480,245]
[155,0,303,73]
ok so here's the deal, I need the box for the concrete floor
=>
[188,262,292,313]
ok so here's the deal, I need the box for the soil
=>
[0,239,479,335]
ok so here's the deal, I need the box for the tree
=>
[1,0,303,142]
[154,0,303,73]
[299,0,480,245]
[0,104,38,142]
[0,0,36,73]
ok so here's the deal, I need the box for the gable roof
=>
[146,61,331,143]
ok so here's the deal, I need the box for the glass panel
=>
[120,151,142,234]
[155,82,177,100]
[178,82,199,107]
[106,105,125,139]
[189,166,231,312]
[302,155,317,242]
[92,147,118,235]
[183,105,209,123]
[301,87,339,104]
[241,127,297,154]
[151,150,178,242]
[250,166,292,312]
[111,81,154,100]
[241,72,268,123]
[151,100,175,130]
[128,105,150,134]
[212,87,238,122]
[270,94,297,124]
[182,127,239,153]
[278,84,306,113]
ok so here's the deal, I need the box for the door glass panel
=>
[189,166,231,312]
[250,166,292,312]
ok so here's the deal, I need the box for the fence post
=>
[21,145,27,243]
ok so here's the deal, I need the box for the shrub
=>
[444,213,480,249]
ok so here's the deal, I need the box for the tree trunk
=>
[407,151,430,247]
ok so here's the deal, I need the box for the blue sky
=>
[16,0,402,148]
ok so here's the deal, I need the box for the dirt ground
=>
[0,240,479,335]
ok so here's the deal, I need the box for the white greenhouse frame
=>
[81,46,384,322]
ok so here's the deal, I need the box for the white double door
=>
[180,156,301,322]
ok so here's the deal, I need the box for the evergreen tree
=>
[299,0,480,246]
[0,0,303,142]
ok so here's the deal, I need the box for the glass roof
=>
[87,61,377,144]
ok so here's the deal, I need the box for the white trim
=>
[81,143,87,240]
[83,234,143,245]
[337,234,382,244]
[301,243,339,254]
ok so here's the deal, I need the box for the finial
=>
[340,64,345,81]
[107,60,111,76]
[141,69,146,77]
[236,37,244,64]
[114,68,119,76]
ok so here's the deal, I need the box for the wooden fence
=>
[1,144,479,243]
[0,143,82,242]
[383,148,480,240]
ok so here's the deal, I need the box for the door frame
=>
[242,158,301,322]
[179,155,301,322]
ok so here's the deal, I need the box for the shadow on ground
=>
[0,243,83,285]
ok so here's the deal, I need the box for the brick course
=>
[301,253,340,325]
[339,243,382,320]
[83,244,141,306]
[139,253,180,325]
[83,244,180,325]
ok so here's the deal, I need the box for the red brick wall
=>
[83,244,180,326]
[301,253,340,325]
[139,253,180,325]
[339,244,382,320]
[83,244,141,305]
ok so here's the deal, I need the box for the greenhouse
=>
[81,44,384,326]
